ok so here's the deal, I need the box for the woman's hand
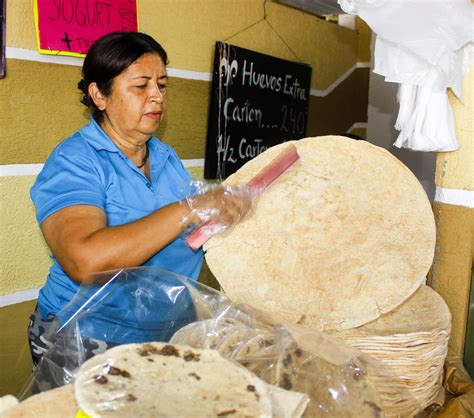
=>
[182,183,257,229]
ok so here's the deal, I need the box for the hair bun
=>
[77,79,91,107]
[77,79,86,93]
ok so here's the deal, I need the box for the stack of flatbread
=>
[328,285,451,416]
[204,137,450,417]
[172,318,386,418]
[0,342,309,418]
[0,386,78,418]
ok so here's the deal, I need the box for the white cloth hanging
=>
[338,0,474,152]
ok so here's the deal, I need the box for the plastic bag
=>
[338,0,473,152]
[20,267,424,417]
[433,354,474,417]
[21,267,202,395]
[171,317,428,417]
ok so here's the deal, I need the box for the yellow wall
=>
[0,0,371,396]
[1,176,51,293]
[430,67,474,357]
[0,301,37,398]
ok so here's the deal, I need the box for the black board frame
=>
[0,0,5,79]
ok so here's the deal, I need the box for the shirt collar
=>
[79,117,120,152]
[80,116,168,156]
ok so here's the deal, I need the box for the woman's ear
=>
[88,83,106,110]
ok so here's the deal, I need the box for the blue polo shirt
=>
[31,118,204,342]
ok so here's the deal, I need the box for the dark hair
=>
[78,32,168,121]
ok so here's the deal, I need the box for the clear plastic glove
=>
[181,180,257,233]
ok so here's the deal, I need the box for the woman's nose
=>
[150,87,164,104]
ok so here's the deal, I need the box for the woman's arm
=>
[41,187,252,284]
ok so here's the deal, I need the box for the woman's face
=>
[97,52,168,145]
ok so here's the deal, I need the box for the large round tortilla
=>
[204,136,436,330]
[74,342,272,417]
[0,385,78,418]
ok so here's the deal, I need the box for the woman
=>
[28,32,254,366]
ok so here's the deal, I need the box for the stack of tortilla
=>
[204,136,450,416]
[172,318,386,418]
[0,386,78,418]
[328,285,451,416]
[1,342,309,418]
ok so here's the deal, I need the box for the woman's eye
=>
[135,85,147,89]
[158,84,167,94]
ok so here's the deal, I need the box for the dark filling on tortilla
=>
[106,366,131,378]
[158,345,180,357]
[217,409,237,416]
[248,387,261,402]
[126,394,137,402]
[189,372,201,380]
[363,401,383,417]
[263,338,274,348]
[93,375,108,384]
[183,351,201,362]
[282,373,292,390]
[137,344,158,357]
[283,353,293,367]
[147,358,154,362]
[294,348,302,357]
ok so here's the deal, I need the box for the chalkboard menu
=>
[204,42,312,179]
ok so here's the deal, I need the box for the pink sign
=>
[35,0,138,57]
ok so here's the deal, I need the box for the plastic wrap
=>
[20,267,425,417]
[181,179,256,238]
[171,318,430,417]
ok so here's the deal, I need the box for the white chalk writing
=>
[223,98,262,126]
[238,138,269,159]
